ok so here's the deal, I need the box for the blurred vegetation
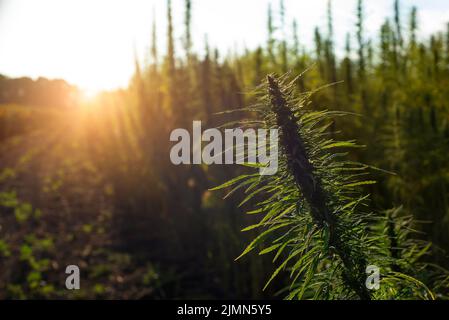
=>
[0,75,79,108]
[0,0,448,299]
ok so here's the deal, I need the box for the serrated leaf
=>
[343,180,377,188]
[263,249,302,291]
[209,174,257,191]
[235,222,292,261]
[259,243,283,255]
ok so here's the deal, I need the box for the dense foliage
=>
[213,74,448,299]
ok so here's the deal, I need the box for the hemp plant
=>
[212,74,445,300]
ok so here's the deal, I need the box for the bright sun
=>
[80,88,101,103]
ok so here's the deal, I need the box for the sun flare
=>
[80,88,101,102]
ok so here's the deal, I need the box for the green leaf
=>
[239,185,275,207]
[259,243,283,255]
[263,249,302,291]
[235,222,292,261]
[343,180,377,188]
[209,174,257,191]
[322,141,362,150]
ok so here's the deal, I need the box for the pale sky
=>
[0,0,448,93]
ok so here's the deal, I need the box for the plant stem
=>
[267,75,371,300]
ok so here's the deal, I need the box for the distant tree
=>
[343,33,354,96]
[184,0,193,61]
[267,4,277,67]
[356,0,368,111]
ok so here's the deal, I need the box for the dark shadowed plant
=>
[212,74,447,300]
